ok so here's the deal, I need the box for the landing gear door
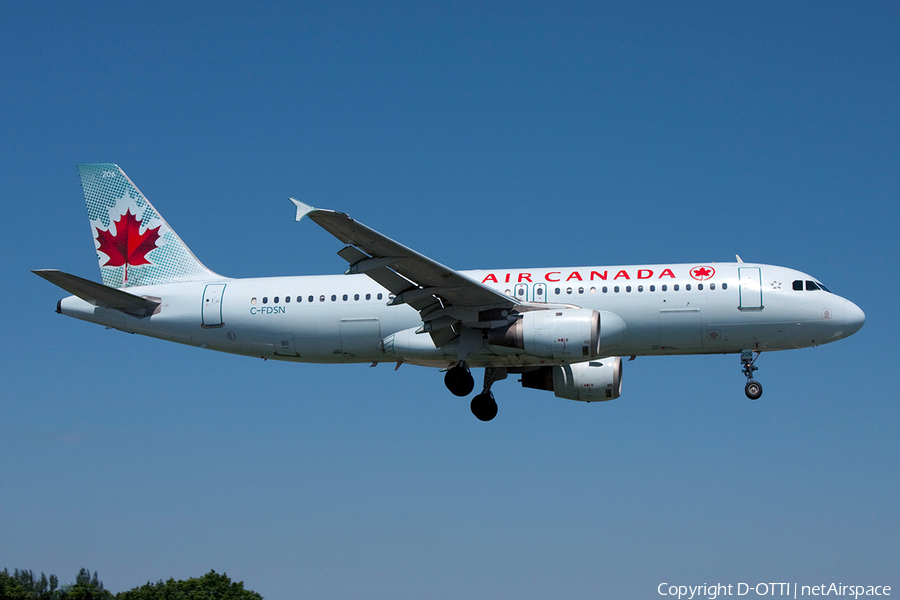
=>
[532,283,547,303]
[201,283,226,327]
[514,283,529,302]
[738,267,763,310]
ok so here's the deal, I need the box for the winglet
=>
[290,198,317,222]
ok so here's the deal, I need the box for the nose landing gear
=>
[741,349,763,400]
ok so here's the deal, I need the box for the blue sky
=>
[2,2,897,598]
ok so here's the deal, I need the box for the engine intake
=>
[521,358,623,402]
[487,308,626,360]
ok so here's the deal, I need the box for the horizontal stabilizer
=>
[33,269,160,318]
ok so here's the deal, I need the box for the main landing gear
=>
[741,349,763,400]
[444,361,475,397]
[470,367,507,422]
[444,363,506,421]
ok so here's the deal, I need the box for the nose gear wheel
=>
[740,349,763,400]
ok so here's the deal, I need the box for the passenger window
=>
[685,284,691,291]
[590,287,596,294]
[793,280,804,291]
[709,283,715,290]
[263,297,268,304]
[626,285,632,293]
[366,293,371,300]
[354,294,359,301]
[319,295,325,302]
[537,288,544,297]
[602,286,608,293]
[566,287,573,294]
[674,284,680,291]
[274,296,279,303]
[638,285,643,292]
[555,287,561,295]
[308,295,314,303]
[377,293,383,300]
[297,296,302,303]
[722,283,728,290]
[342,294,348,301]
[662,285,667,292]
[698,284,703,291]
[285,296,290,303]
[250,297,257,305]
[650,285,655,292]
[331,295,337,302]
[578,287,584,294]
[614,286,620,293]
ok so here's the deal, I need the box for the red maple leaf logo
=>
[96,209,161,281]
[690,266,715,280]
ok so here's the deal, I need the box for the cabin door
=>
[738,267,763,310]
[201,284,226,327]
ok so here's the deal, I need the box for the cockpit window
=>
[795,279,831,292]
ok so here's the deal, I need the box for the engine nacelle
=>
[521,358,623,402]
[488,308,626,360]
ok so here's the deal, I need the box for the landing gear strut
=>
[470,367,506,422]
[445,361,475,397]
[741,349,763,400]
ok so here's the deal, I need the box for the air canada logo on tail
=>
[95,207,161,282]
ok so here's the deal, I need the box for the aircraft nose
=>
[843,300,865,337]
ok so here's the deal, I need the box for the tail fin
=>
[79,164,222,288]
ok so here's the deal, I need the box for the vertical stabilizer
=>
[79,164,222,288]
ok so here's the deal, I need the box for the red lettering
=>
[566,271,583,282]
[482,274,498,283]
[504,273,511,283]
[658,268,675,279]
[545,271,560,282]
[518,273,532,283]
[614,270,630,280]
[637,269,653,279]
[590,271,608,281]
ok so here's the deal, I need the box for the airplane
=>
[35,164,866,421]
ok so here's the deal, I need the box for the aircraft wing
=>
[291,199,518,346]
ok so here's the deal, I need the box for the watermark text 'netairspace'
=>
[658,583,891,599]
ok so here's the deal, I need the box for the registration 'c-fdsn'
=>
[35,164,866,421]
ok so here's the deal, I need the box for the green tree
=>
[115,570,262,600]
[61,568,113,600]
[0,569,31,600]
[4,568,60,599]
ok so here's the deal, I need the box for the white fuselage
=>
[57,262,864,369]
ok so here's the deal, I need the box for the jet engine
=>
[487,308,626,360]
[520,357,623,402]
